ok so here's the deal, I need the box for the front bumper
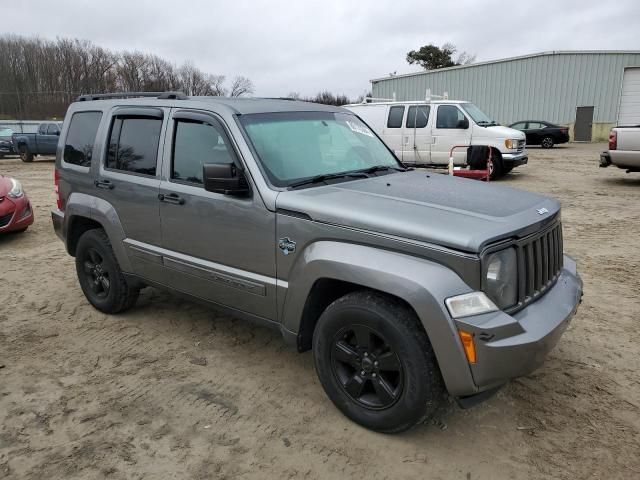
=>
[0,194,34,232]
[455,255,582,393]
[0,142,14,155]
[502,152,528,167]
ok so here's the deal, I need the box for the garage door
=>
[619,67,640,126]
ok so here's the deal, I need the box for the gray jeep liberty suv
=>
[52,92,583,433]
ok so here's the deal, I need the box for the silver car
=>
[52,92,582,433]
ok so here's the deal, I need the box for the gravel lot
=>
[1,143,639,480]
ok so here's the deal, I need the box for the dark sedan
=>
[509,121,569,148]
[0,128,16,158]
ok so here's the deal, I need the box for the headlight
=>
[8,178,24,198]
[483,248,518,309]
[504,139,520,149]
[445,292,498,319]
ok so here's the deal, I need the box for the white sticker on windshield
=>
[346,120,374,138]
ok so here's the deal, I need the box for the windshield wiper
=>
[360,165,408,174]
[288,172,368,189]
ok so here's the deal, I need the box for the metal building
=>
[371,51,640,141]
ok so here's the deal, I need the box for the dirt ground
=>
[0,143,639,480]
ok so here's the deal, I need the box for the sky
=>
[2,0,640,98]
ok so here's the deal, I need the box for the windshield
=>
[0,128,14,136]
[461,104,497,125]
[239,112,401,187]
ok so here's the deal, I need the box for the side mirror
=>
[203,163,250,196]
[457,117,469,129]
[55,130,60,136]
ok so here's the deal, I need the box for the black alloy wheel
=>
[331,324,403,409]
[82,247,111,298]
[75,228,139,313]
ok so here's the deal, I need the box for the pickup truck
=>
[12,122,62,162]
[600,126,640,173]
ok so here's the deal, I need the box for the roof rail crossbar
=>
[75,91,187,102]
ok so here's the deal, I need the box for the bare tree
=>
[0,34,255,119]
[229,76,254,97]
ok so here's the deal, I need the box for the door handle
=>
[158,193,185,205]
[94,179,114,190]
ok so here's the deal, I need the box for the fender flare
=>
[63,193,132,272]
[281,241,478,396]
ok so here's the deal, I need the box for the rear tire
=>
[19,145,33,162]
[312,291,446,433]
[75,229,139,314]
[541,136,554,149]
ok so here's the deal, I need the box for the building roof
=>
[371,50,640,83]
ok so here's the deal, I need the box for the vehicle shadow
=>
[0,229,30,248]
[600,176,640,187]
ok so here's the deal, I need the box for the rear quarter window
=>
[63,111,103,167]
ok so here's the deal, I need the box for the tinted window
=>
[436,105,466,129]
[38,124,47,135]
[63,111,102,167]
[47,124,59,135]
[387,106,405,128]
[172,120,234,185]
[406,105,430,128]
[107,117,162,175]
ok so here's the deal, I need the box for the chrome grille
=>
[517,139,525,152]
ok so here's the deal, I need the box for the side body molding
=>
[281,241,478,396]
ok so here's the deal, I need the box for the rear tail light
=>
[609,130,617,150]
[54,169,62,210]
[560,128,569,134]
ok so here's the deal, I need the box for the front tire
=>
[75,229,139,313]
[541,136,554,148]
[19,145,33,162]
[312,291,446,433]
[489,153,504,180]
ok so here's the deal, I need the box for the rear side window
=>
[436,105,466,129]
[107,117,162,176]
[63,111,103,167]
[387,106,405,128]
[406,106,430,128]
[38,124,47,135]
[172,119,234,185]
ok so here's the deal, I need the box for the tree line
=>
[0,35,255,119]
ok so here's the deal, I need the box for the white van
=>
[345,98,528,177]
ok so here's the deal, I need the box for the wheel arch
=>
[63,193,132,272]
[281,241,478,397]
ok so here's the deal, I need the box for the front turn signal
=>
[458,330,477,364]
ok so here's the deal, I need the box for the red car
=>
[0,175,34,233]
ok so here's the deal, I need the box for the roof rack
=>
[75,91,188,102]
[360,89,449,105]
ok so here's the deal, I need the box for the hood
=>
[475,125,525,139]
[275,171,559,253]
